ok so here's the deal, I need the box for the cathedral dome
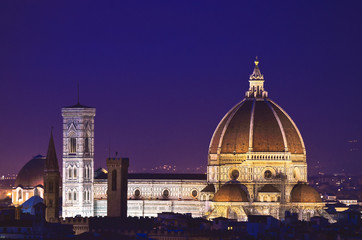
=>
[15,155,45,188]
[213,183,248,202]
[290,184,322,203]
[209,59,305,156]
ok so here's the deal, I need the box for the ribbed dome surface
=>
[209,98,304,154]
[213,183,248,202]
[290,184,322,203]
[15,155,45,188]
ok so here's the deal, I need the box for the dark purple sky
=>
[1,1,361,175]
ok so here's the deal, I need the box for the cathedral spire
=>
[45,128,59,172]
[245,57,268,98]
[44,128,60,222]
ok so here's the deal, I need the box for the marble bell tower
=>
[61,101,96,217]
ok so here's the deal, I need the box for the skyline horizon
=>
[3,71,360,177]
[3,59,361,175]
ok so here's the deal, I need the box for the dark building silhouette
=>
[43,130,60,222]
[106,157,129,218]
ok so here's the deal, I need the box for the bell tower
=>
[106,157,129,218]
[61,102,96,217]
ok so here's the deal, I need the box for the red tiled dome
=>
[209,98,305,155]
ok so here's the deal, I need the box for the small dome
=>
[213,183,248,202]
[290,184,322,203]
[259,184,280,193]
[15,155,45,188]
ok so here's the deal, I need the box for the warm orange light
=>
[6,192,11,197]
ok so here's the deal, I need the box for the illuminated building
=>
[13,59,329,221]
[205,58,323,220]
[12,155,45,206]
[61,103,96,217]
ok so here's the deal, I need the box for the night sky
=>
[1,1,361,175]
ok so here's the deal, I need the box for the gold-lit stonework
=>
[13,58,330,222]
[205,58,329,222]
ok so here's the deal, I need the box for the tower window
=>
[112,170,117,191]
[68,168,72,179]
[84,165,90,179]
[68,192,72,201]
[84,137,89,153]
[70,138,76,154]
[74,168,77,179]
[74,192,77,201]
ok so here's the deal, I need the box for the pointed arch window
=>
[84,165,89,179]
[68,129,77,155]
[68,168,72,179]
[68,192,72,201]
[73,168,77,179]
[73,192,77,201]
[84,135,90,154]
[70,137,77,154]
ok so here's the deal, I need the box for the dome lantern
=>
[246,57,268,98]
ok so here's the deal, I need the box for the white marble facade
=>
[61,60,326,221]
[93,177,208,217]
[62,106,96,218]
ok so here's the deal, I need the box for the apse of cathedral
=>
[12,59,330,222]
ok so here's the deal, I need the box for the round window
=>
[191,190,198,198]
[134,189,140,197]
[230,169,240,180]
[264,170,272,179]
[162,189,169,198]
